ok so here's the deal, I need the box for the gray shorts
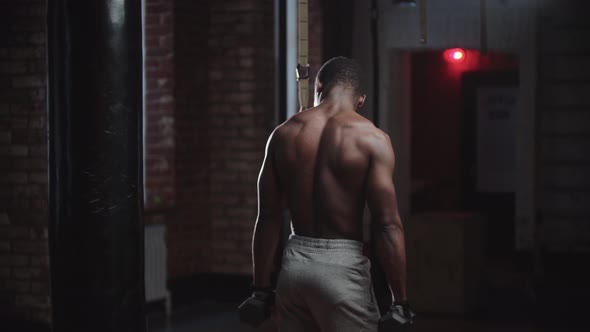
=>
[275,235,380,332]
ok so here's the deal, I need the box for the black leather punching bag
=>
[47,1,146,331]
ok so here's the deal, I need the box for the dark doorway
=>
[405,50,522,314]
[410,49,519,256]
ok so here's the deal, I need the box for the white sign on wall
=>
[476,87,518,193]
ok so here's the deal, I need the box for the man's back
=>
[250,57,408,331]
[273,103,384,241]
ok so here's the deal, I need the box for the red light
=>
[444,48,466,63]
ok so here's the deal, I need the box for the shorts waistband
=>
[288,234,364,253]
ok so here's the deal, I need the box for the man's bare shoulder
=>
[273,109,321,139]
[268,113,306,148]
[355,124,393,158]
[271,116,299,142]
[279,110,312,128]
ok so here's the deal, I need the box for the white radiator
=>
[145,224,171,315]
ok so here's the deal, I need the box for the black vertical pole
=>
[48,1,145,331]
[273,0,290,288]
[369,0,391,314]
[275,0,287,124]
[371,0,380,126]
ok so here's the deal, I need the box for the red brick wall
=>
[0,0,323,322]
[144,0,176,215]
[0,0,51,324]
[168,0,277,276]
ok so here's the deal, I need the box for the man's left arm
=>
[252,130,285,289]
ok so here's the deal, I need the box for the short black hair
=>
[316,56,364,96]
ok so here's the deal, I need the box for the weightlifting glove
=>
[378,301,416,331]
[238,287,275,327]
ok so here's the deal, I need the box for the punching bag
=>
[47,1,146,331]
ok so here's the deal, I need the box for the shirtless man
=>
[251,57,409,331]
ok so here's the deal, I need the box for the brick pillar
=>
[170,0,277,276]
[170,0,212,276]
[0,0,51,326]
[207,0,275,274]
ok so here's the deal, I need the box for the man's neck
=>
[316,87,357,113]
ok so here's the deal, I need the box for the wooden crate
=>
[405,212,487,314]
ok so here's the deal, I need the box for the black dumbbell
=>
[378,301,416,332]
[238,288,275,327]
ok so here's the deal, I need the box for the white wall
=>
[378,0,536,51]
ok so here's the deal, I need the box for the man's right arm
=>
[365,132,407,303]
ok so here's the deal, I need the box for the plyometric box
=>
[406,212,487,314]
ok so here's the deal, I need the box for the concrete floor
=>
[147,254,590,332]
[146,300,586,332]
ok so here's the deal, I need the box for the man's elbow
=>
[371,214,404,234]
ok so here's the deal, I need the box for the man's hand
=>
[378,300,416,331]
[390,301,415,324]
[238,288,275,327]
[252,289,275,306]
